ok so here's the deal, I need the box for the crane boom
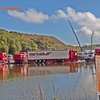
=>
[68,20,83,51]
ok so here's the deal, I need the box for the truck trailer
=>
[27,50,78,65]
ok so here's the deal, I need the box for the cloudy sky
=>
[0,0,100,46]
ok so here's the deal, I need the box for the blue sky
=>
[0,0,100,46]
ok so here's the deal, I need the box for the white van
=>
[83,50,95,61]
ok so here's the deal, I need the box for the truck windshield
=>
[90,52,93,54]
[4,54,7,57]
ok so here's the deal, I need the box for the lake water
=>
[0,62,98,100]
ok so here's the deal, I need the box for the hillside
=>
[0,29,78,54]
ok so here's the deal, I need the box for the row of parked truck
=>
[0,49,78,64]
[0,48,100,65]
[13,50,78,64]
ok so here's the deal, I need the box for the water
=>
[0,62,97,100]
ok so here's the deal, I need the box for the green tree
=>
[9,44,17,54]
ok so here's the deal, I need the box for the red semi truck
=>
[0,52,9,63]
[13,52,27,64]
[27,50,78,65]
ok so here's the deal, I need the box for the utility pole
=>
[68,20,83,51]
[91,31,94,50]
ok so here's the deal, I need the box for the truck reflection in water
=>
[28,63,79,76]
[0,64,28,80]
[0,64,9,80]
[0,63,79,80]
[13,64,27,77]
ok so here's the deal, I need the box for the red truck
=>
[28,50,78,65]
[95,48,100,55]
[0,52,9,63]
[13,52,27,64]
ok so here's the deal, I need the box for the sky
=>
[0,0,100,46]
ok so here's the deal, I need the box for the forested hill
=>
[0,29,78,54]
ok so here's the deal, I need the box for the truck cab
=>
[69,50,78,62]
[13,52,27,64]
[95,48,100,55]
[0,52,8,63]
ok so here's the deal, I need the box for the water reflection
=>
[0,63,80,80]
[0,64,9,80]
[0,64,28,80]
[0,62,97,100]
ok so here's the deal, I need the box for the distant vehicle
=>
[95,48,100,55]
[82,50,95,61]
[0,52,9,63]
[13,52,27,64]
[8,55,13,60]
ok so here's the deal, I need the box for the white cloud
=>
[51,10,67,19]
[7,7,100,40]
[51,7,100,40]
[8,8,49,23]
[75,27,92,37]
